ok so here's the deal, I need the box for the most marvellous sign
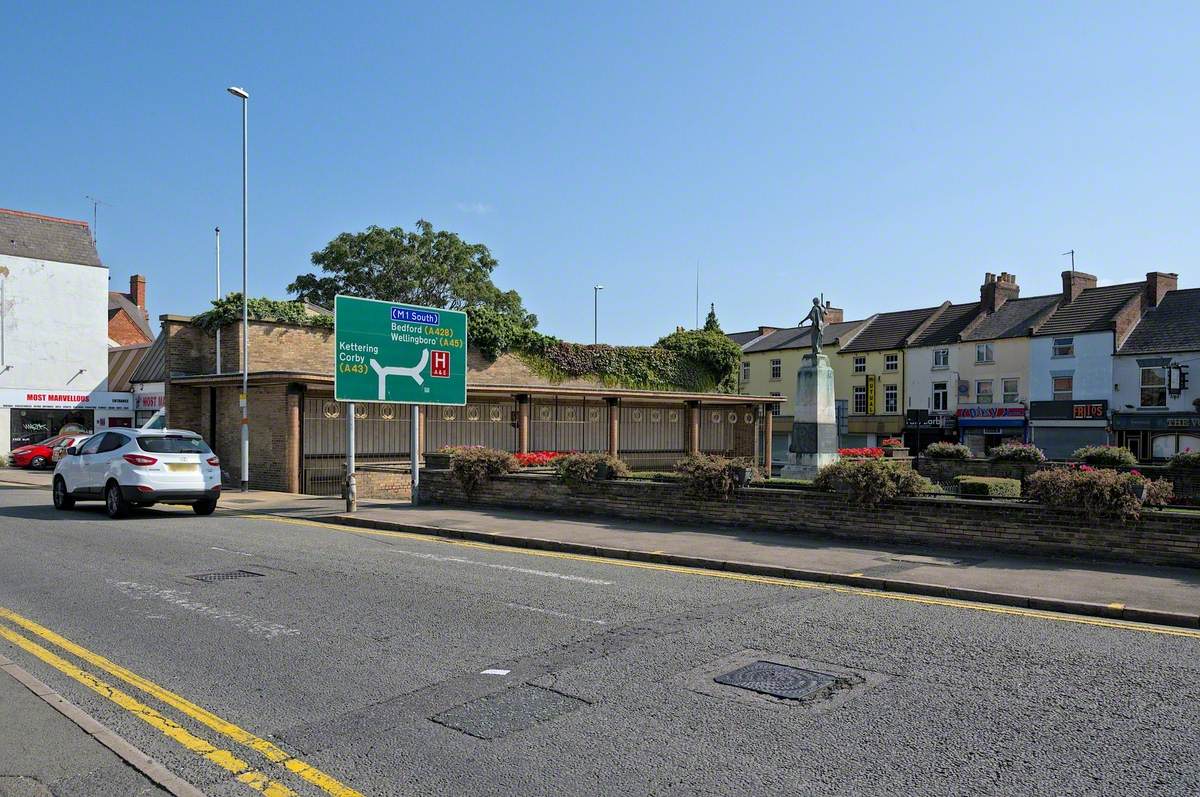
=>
[0,389,133,411]
[333,295,467,405]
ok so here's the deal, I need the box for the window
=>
[1002,378,1019,404]
[770,358,782,380]
[884,353,898,371]
[741,361,749,381]
[769,392,782,416]
[932,382,948,412]
[1052,375,1073,401]
[1052,337,1074,357]
[975,380,994,404]
[933,348,949,369]
[97,432,128,453]
[1141,368,1167,407]
[976,343,994,364]
[137,435,212,454]
[853,385,867,414]
[884,384,898,413]
[853,356,866,373]
[78,435,104,456]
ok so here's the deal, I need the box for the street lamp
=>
[227,85,249,492]
[593,285,604,344]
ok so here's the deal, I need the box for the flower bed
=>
[838,447,883,459]
[515,450,568,468]
[989,442,1046,464]
[1071,445,1138,469]
[923,442,972,459]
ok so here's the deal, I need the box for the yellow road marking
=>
[256,515,1200,640]
[0,606,364,797]
[847,572,865,577]
[1109,602,1126,610]
[0,621,295,797]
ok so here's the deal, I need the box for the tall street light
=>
[227,85,249,492]
[593,285,604,344]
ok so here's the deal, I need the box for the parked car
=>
[50,434,91,465]
[10,434,85,469]
[52,428,222,518]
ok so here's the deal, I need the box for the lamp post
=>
[214,227,221,375]
[593,285,604,344]
[227,85,249,492]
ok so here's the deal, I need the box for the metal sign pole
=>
[346,402,357,512]
[410,407,420,505]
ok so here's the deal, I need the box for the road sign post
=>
[334,296,467,510]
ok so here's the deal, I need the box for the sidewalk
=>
[326,502,1200,627]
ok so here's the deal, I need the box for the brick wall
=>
[419,471,1200,567]
[357,466,412,499]
[109,312,152,346]
[916,458,1200,504]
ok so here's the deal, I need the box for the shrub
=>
[1169,450,1200,470]
[988,442,1046,464]
[1025,467,1173,520]
[515,450,567,468]
[838,447,883,458]
[923,442,972,459]
[881,437,904,448]
[954,475,1021,498]
[554,453,630,486]
[1071,444,1138,469]
[814,459,935,505]
[675,454,757,500]
[449,447,518,494]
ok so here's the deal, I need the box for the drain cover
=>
[714,660,837,700]
[188,570,264,583]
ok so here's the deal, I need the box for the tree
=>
[288,220,536,327]
[703,302,722,333]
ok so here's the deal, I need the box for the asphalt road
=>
[0,483,1197,797]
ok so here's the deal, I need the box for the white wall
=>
[1114,352,1199,412]
[904,344,962,414]
[0,253,109,449]
[1030,332,1113,400]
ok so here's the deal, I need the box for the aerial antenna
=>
[84,195,110,246]
[1061,249,1075,276]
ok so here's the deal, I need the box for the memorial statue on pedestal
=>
[802,297,827,357]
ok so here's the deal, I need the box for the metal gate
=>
[529,397,607,452]
[302,397,412,495]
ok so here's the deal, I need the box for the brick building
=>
[108,274,153,346]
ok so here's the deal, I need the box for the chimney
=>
[980,271,1020,313]
[757,325,780,337]
[1145,271,1178,308]
[129,274,148,318]
[1060,270,1097,304]
[823,301,844,324]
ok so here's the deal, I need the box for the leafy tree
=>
[288,220,536,327]
[703,303,722,333]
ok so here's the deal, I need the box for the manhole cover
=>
[714,660,837,700]
[188,570,264,583]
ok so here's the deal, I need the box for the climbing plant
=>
[191,294,333,331]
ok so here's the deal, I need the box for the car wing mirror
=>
[66,447,78,456]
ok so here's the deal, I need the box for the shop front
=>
[1028,400,1110,459]
[135,388,166,427]
[903,409,958,453]
[0,389,134,452]
[956,404,1027,456]
[1111,411,1200,462]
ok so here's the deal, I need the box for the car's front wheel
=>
[105,482,129,519]
[193,497,218,516]
[52,477,75,510]
[30,455,47,469]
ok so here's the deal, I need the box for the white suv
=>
[52,429,222,518]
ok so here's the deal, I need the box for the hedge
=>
[954,475,1021,498]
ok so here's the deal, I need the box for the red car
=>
[11,434,79,469]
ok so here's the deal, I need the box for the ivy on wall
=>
[191,294,333,331]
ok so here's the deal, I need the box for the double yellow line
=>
[0,605,362,797]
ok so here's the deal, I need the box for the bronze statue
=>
[802,297,828,357]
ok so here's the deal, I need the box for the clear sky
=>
[4,2,1197,343]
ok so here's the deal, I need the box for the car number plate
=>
[166,463,199,472]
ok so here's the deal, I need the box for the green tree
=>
[703,302,722,333]
[288,220,536,327]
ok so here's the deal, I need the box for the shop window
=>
[976,343,994,364]
[975,380,994,404]
[884,384,898,413]
[741,361,750,381]
[1151,434,1200,459]
[1140,368,1167,408]
[9,409,94,450]
[933,349,949,369]
[932,382,948,412]
[1052,337,1074,357]
[884,354,898,372]
[1002,378,1019,404]
[1052,375,1073,401]
[853,386,867,414]
[770,359,781,380]
[853,356,866,374]
[769,392,782,416]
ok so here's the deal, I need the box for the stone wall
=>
[419,470,1200,567]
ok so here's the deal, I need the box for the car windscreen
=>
[136,435,212,454]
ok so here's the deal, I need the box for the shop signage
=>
[904,409,955,428]
[866,375,876,415]
[334,295,467,405]
[0,389,132,411]
[1029,400,1108,421]
[1111,412,1200,431]
[135,393,165,410]
[955,405,1025,419]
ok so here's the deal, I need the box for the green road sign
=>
[334,295,468,405]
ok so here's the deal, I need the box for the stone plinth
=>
[780,353,839,480]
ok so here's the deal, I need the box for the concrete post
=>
[687,401,700,456]
[606,397,620,458]
[285,390,301,493]
[517,395,530,454]
[762,401,774,472]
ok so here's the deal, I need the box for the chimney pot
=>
[981,271,1020,313]
[1060,270,1097,304]
[128,274,148,319]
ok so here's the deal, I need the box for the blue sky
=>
[4,2,1197,343]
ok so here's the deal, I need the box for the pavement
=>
[1,481,1199,795]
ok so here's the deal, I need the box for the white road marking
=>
[210,546,253,557]
[384,548,612,585]
[107,580,301,639]
[480,668,510,676]
[504,602,609,625]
